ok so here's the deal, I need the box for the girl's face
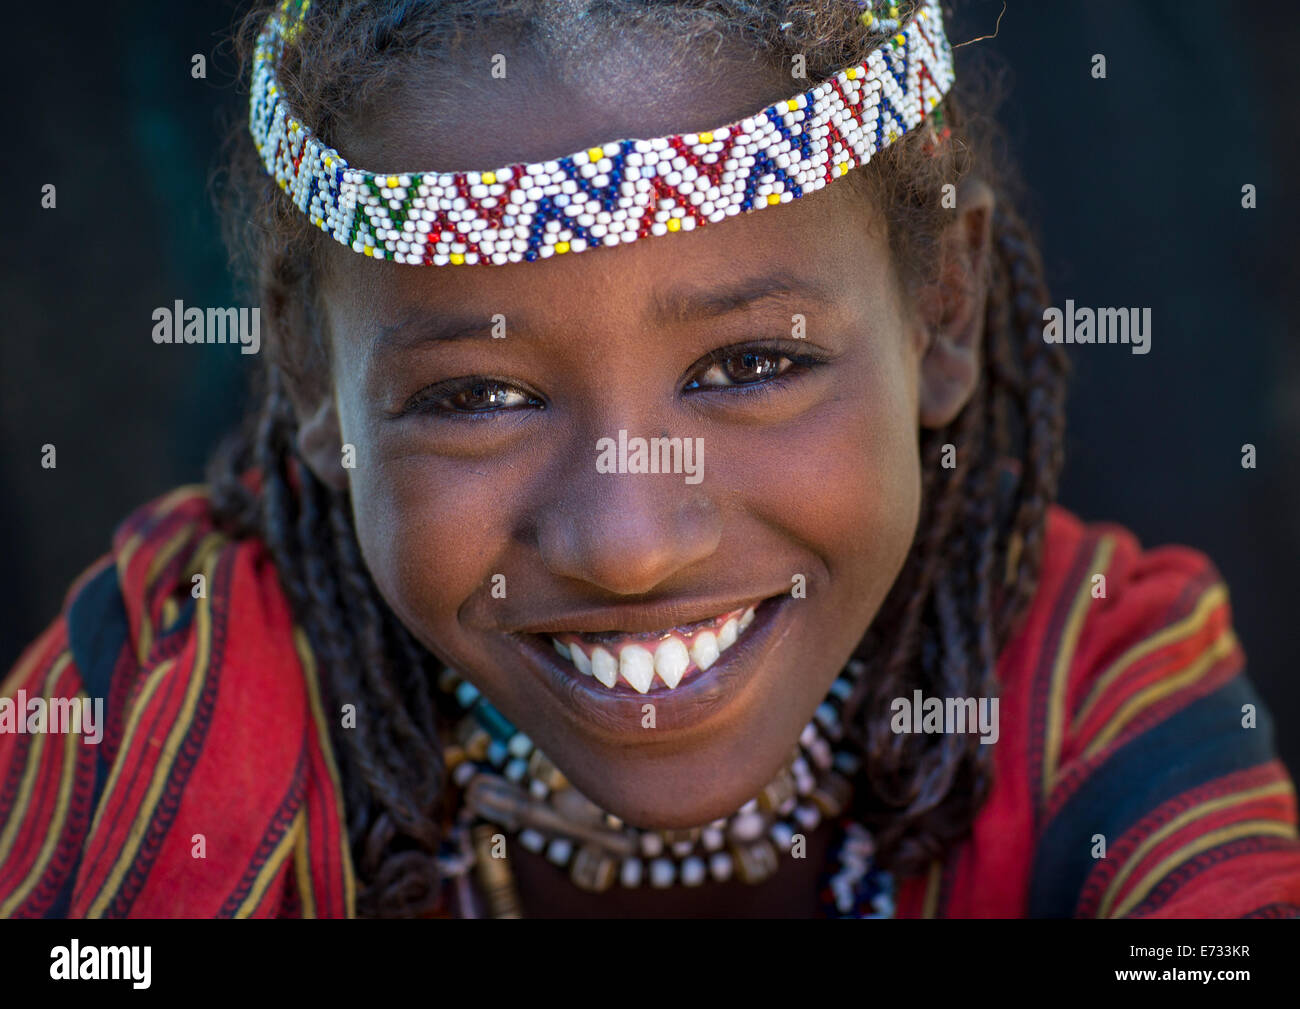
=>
[308,43,973,828]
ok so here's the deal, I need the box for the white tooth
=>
[738,606,755,631]
[570,643,593,676]
[691,630,720,671]
[552,638,571,660]
[717,618,738,651]
[619,645,655,694]
[653,638,690,689]
[591,646,618,688]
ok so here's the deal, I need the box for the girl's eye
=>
[449,380,531,412]
[686,349,796,390]
[406,379,540,416]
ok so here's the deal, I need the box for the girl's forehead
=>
[335,33,792,177]
[320,173,886,358]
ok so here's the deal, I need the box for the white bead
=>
[649,858,675,888]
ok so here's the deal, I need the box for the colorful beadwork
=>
[437,657,894,917]
[249,0,955,266]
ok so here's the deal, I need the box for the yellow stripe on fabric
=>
[0,714,82,917]
[1082,628,1237,761]
[134,522,202,665]
[235,808,305,918]
[1110,819,1298,919]
[293,626,357,918]
[114,531,147,583]
[86,549,218,918]
[114,484,206,584]
[921,859,943,919]
[1042,536,1116,802]
[82,657,176,846]
[1072,583,1229,732]
[294,811,317,919]
[0,654,71,869]
[1097,781,1292,919]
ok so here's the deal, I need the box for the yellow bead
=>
[785,99,799,113]
[859,12,874,27]
[587,147,603,164]
[387,175,399,188]
[767,193,781,205]
[363,246,374,257]
[483,171,496,185]
[894,33,905,46]
[556,241,571,254]
[846,67,858,80]
[450,253,466,265]
[666,218,681,232]
[699,131,714,144]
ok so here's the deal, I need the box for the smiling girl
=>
[2,0,1298,919]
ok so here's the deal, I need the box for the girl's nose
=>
[536,438,722,596]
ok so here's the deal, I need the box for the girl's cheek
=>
[741,361,921,583]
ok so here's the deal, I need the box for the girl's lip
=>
[508,594,791,742]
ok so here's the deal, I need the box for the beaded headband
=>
[249,0,955,266]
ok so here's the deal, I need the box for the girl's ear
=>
[915,177,995,429]
[297,396,351,492]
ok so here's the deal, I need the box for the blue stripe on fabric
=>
[47,564,129,918]
[1027,673,1277,917]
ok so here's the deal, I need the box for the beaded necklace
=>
[433,660,894,918]
[249,0,954,267]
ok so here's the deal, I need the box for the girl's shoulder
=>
[900,504,1300,918]
[0,485,353,918]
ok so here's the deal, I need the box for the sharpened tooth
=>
[570,643,593,676]
[653,638,690,689]
[717,618,738,651]
[552,638,571,660]
[691,630,720,671]
[738,606,755,631]
[591,646,617,688]
[619,645,655,694]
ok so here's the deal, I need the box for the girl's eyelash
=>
[394,378,543,421]
[684,340,830,392]
[396,341,831,420]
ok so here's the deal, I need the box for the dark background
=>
[3,2,1298,775]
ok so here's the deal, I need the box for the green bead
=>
[475,699,517,742]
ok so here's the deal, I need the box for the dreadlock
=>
[210,0,1069,916]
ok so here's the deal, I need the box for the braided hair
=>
[211,0,1069,916]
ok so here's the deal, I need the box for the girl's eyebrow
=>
[652,272,832,325]
[368,271,832,362]
[369,310,507,361]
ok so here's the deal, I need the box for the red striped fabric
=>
[0,487,354,917]
[896,507,1300,917]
